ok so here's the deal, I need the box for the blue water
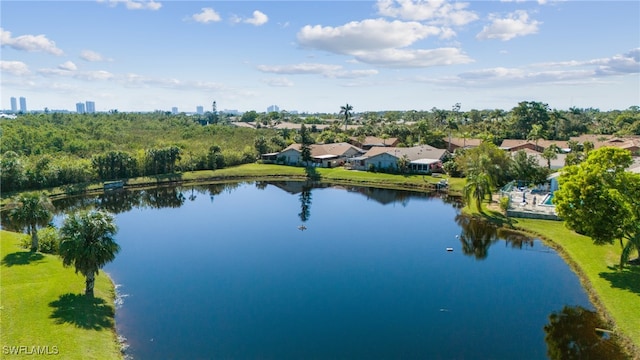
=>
[69,182,594,359]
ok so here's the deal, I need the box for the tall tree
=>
[7,192,54,252]
[59,210,120,297]
[554,147,640,268]
[541,144,560,169]
[339,103,353,131]
[463,172,493,212]
[299,124,313,166]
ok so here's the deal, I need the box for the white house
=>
[349,145,448,173]
[277,142,364,167]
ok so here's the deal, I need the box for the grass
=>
[1,230,122,359]
[464,205,640,358]
[3,163,637,357]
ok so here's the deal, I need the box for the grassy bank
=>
[2,163,636,357]
[466,206,640,358]
[0,231,122,359]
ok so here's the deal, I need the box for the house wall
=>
[365,153,399,171]
[279,149,301,165]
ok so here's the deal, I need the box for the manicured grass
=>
[1,230,122,359]
[465,206,640,358]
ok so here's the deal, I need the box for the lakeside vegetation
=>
[1,230,122,359]
[1,104,639,358]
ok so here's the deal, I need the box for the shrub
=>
[499,196,510,213]
[20,226,60,254]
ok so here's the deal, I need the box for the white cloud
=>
[0,60,30,76]
[476,10,541,41]
[262,78,294,87]
[58,61,77,71]
[296,18,469,68]
[0,28,63,55]
[38,67,114,81]
[257,63,342,75]
[192,8,221,24]
[376,0,478,26]
[298,19,444,54]
[245,10,268,26]
[424,48,640,88]
[101,0,161,11]
[81,50,109,62]
[257,62,379,79]
[352,47,473,68]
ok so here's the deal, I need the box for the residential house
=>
[349,145,447,173]
[277,142,364,167]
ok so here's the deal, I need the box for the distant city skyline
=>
[1,1,638,113]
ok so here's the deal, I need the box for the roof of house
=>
[350,136,399,147]
[569,135,640,150]
[281,142,363,157]
[500,139,569,152]
[445,137,482,148]
[364,144,447,162]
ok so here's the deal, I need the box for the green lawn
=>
[2,164,637,357]
[1,231,122,359]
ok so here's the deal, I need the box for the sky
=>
[1,0,639,114]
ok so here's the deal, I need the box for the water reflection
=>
[455,215,537,260]
[298,186,312,224]
[544,305,626,359]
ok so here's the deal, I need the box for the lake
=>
[50,181,624,359]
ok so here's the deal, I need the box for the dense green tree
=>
[299,124,313,166]
[511,101,550,139]
[0,151,25,192]
[456,142,511,187]
[59,210,120,297]
[7,192,54,252]
[510,150,548,186]
[554,147,640,267]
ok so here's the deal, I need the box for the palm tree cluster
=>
[8,191,120,297]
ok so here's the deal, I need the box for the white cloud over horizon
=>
[0,60,30,76]
[0,28,64,55]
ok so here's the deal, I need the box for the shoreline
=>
[4,164,637,358]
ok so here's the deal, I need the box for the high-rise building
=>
[267,105,280,113]
[172,107,178,115]
[19,97,27,113]
[76,102,86,114]
[10,97,17,112]
[196,106,204,115]
[86,101,96,113]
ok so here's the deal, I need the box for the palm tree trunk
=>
[85,272,95,297]
[30,224,38,252]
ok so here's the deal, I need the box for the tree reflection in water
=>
[544,305,626,360]
[455,215,536,260]
[298,186,312,224]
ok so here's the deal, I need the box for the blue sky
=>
[1,0,639,113]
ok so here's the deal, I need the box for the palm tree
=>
[542,144,560,169]
[463,172,493,212]
[7,192,54,252]
[528,124,545,152]
[620,227,640,269]
[339,103,353,131]
[59,210,120,298]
